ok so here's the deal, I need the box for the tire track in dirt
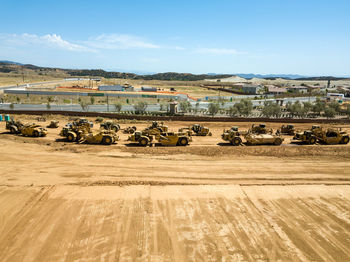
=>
[0,185,350,261]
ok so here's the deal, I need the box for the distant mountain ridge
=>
[0,61,349,81]
[0,60,23,65]
[235,73,309,80]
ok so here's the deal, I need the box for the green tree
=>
[312,98,325,116]
[208,102,220,116]
[114,103,122,112]
[47,96,54,103]
[328,101,340,113]
[227,106,239,117]
[46,102,51,110]
[234,99,253,117]
[90,96,95,105]
[324,107,336,119]
[179,101,192,113]
[302,102,312,116]
[80,101,88,111]
[261,102,281,117]
[9,103,14,110]
[134,101,148,114]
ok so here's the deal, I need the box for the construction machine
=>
[245,133,284,145]
[128,131,154,146]
[314,128,349,145]
[292,130,317,144]
[222,126,283,146]
[100,121,120,132]
[127,121,169,146]
[123,126,137,134]
[251,123,269,134]
[292,125,322,145]
[179,124,212,136]
[221,126,242,146]
[157,132,192,146]
[59,122,91,142]
[72,118,94,128]
[81,130,119,145]
[6,119,24,134]
[47,120,59,128]
[145,121,168,133]
[20,124,48,137]
[278,124,295,135]
[128,128,191,146]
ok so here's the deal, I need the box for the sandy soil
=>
[0,116,349,261]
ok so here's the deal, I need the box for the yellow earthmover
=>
[251,123,269,134]
[244,132,284,146]
[127,121,170,146]
[157,132,192,146]
[59,122,91,142]
[179,124,212,136]
[278,124,295,135]
[292,125,322,145]
[128,125,191,146]
[292,130,317,144]
[20,124,48,137]
[221,126,242,146]
[81,130,119,145]
[123,126,137,134]
[6,119,24,134]
[47,120,59,128]
[145,121,168,133]
[313,128,349,145]
[222,126,283,146]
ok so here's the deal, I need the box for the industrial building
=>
[98,85,134,92]
[141,86,157,92]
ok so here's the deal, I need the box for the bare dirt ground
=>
[0,115,349,261]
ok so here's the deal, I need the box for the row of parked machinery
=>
[222,123,349,146]
[4,118,349,146]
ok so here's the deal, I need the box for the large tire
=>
[230,137,241,146]
[139,137,149,147]
[33,130,40,137]
[67,132,76,142]
[274,137,283,145]
[178,137,188,146]
[309,137,316,145]
[340,136,349,144]
[102,136,113,145]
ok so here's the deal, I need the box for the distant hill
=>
[295,76,350,81]
[0,61,348,81]
[235,73,308,80]
[0,60,23,65]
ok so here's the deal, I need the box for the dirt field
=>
[0,115,349,261]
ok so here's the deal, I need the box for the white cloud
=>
[40,34,94,52]
[86,34,160,49]
[194,48,245,55]
[0,33,95,52]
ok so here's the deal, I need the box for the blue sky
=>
[0,0,349,76]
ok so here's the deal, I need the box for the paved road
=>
[0,96,318,113]
[0,79,81,91]
[0,103,162,112]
